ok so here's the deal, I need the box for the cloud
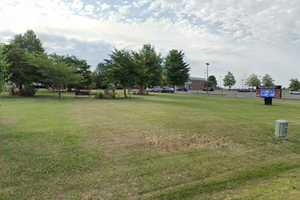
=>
[0,0,300,86]
[40,34,114,67]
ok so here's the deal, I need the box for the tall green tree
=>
[11,30,44,54]
[5,30,45,96]
[133,44,162,94]
[223,72,236,90]
[289,79,300,91]
[165,49,190,89]
[246,74,261,89]
[262,74,274,87]
[4,45,41,95]
[27,53,80,98]
[93,61,112,89]
[103,49,137,98]
[0,44,9,94]
[54,55,92,89]
[208,75,217,89]
[48,57,81,98]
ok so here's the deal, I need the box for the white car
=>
[290,91,300,95]
[148,87,162,93]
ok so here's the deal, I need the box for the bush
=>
[20,85,37,96]
[112,91,116,99]
[105,89,116,99]
[95,91,105,99]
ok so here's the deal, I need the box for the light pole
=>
[219,75,223,96]
[206,62,210,95]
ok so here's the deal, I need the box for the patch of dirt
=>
[0,117,17,126]
[87,127,238,155]
[145,134,232,152]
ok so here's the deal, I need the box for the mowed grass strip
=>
[0,93,300,199]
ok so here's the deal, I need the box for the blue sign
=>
[260,87,275,98]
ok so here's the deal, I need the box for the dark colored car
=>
[203,87,214,91]
[238,89,251,92]
[161,87,175,93]
[176,88,188,92]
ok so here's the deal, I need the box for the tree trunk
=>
[58,86,62,99]
[123,88,127,98]
[17,84,23,96]
[112,88,116,99]
[139,85,145,95]
[58,90,62,99]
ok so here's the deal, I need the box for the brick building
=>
[185,77,208,91]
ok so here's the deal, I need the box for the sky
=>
[0,0,300,87]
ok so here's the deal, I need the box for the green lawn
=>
[1,93,300,200]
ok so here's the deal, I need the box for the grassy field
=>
[1,92,300,200]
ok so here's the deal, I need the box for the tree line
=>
[208,72,276,90]
[96,46,190,97]
[1,30,300,98]
[0,30,190,98]
[221,72,300,91]
[245,73,300,91]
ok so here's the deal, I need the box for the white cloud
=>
[0,0,300,86]
[100,3,110,11]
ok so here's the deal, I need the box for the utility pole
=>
[206,63,210,95]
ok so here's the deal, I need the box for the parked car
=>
[238,89,251,92]
[161,87,175,93]
[203,87,214,91]
[147,86,162,93]
[290,91,300,95]
[176,87,188,92]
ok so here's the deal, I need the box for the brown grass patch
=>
[145,134,232,152]
[0,117,17,126]
[85,126,238,155]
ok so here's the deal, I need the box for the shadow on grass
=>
[0,93,144,102]
[145,162,300,200]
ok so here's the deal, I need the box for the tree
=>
[289,79,300,91]
[11,30,44,54]
[48,58,81,98]
[223,72,236,90]
[246,74,261,90]
[51,55,92,89]
[0,44,9,94]
[93,62,111,89]
[103,49,137,98]
[165,49,190,89]
[93,63,104,89]
[4,45,41,96]
[27,53,80,98]
[208,75,217,89]
[262,74,274,87]
[246,74,261,88]
[133,44,163,94]
[4,30,45,96]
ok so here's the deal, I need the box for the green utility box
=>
[275,120,288,139]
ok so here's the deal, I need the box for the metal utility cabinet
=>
[275,120,288,139]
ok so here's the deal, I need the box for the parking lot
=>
[189,90,300,100]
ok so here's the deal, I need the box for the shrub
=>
[20,85,37,97]
[105,89,116,99]
[95,91,105,99]
[112,91,116,99]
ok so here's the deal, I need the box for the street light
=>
[206,62,210,95]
